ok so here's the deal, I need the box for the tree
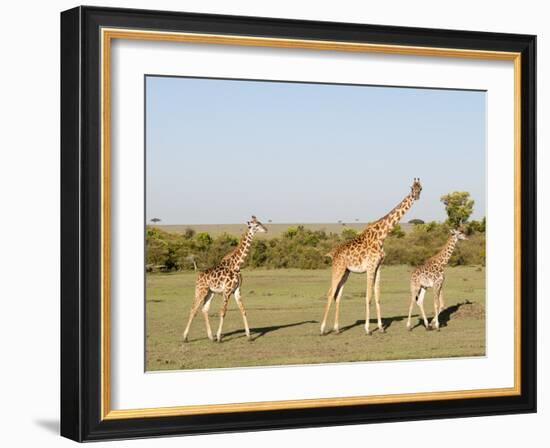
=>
[408,218,425,225]
[150,217,161,224]
[440,192,474,228]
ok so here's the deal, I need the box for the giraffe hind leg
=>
[416,287,430,330]
[320,264,347,335]
[183,282,211,342]
[202,291,215,341]
[406,283,419,331]
[333,270,350,334]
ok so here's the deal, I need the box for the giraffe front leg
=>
[216,293,231,342]
[365,269,375,335]
[374,266,384,333]
[234,288,251,339]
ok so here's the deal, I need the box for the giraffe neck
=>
[225,228,255,270]
[436,234,459,266]
[369,192,415,240]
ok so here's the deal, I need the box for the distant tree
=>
[183,227,195,239]
[408,218,425,225]
[355,218,359,222]
[440,192,475,228]
[268,219,272,223]
[150,217,161,224]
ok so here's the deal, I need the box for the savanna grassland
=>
[146,265,485,371]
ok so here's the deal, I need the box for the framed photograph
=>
[61,6,536,441]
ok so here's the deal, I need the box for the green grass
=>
[153,222,414,238]
[146,265,485,371]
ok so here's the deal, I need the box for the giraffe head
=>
[247,215,267,234]
[450,228,467,240]
[410,178,422,200]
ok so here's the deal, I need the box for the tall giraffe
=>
[321,178,422,335]
[182,216,267,343]
[407,228,466,331]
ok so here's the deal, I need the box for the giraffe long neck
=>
[436,235,459,266]
[369,192,415,240]
[226,228,255,270]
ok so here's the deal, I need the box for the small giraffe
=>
[321,178,422,336]
[182,216,267,343]
[406,228,467,331]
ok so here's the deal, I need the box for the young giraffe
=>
[321,178,422,336]
[406,228,467,331]
[182,216,267,343]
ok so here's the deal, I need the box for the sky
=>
[145,76,486,225]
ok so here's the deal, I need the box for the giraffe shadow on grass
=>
[337,314,411,334]
[223,320,318,342]
[410,300,472,330]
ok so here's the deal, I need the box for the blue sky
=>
[146,76,486,225]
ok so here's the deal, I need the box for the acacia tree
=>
[440,192,474,228]
[150,217,161,224]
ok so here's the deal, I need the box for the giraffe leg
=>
[183,283,210,342]
[407,283,419,331]
[333,270,350,334]
[438,289,445,312]
[234,287,251,339]
[374,266,384,333]
[216,292,231,342]
[201,292,215,341]
[431,281,443,331]
[320,264,347,335]
[365,268,376,335]
[417,287,430,330]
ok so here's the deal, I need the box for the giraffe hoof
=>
[365,330,372,336]
[333,329,340,335]
[378,327,386,334]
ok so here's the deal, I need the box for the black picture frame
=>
[61,5,536,442]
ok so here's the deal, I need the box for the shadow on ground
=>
[224,320,318,341]
[410,300,473,330]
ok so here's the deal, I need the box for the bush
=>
[145,220,485,272]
